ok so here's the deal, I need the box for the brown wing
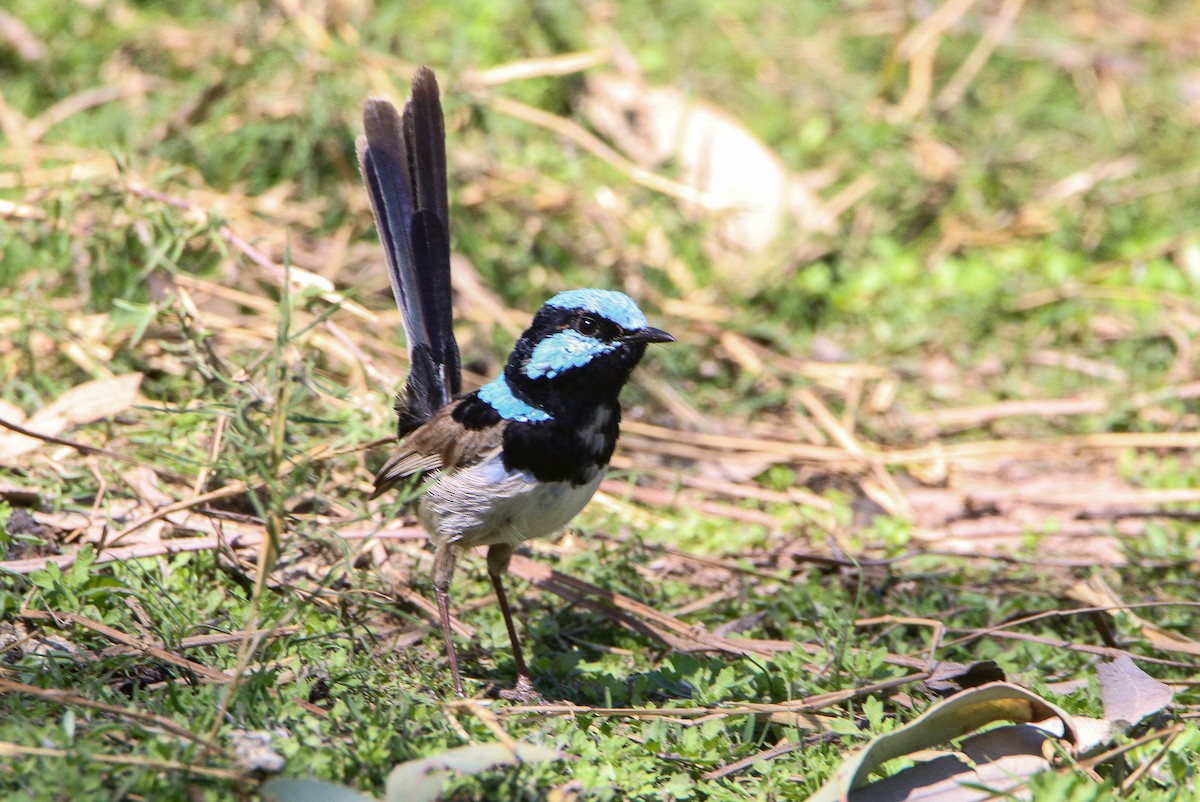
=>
[370,403,505,498]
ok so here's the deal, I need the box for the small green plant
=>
[1,1,1197,800]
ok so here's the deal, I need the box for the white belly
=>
[418,451,606,549]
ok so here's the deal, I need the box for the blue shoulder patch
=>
[546,289,648,330]
[477,376,552,422]
[524,330,617,380]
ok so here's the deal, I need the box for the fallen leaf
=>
[0,373,143,461]
[844,725,1053,802]
[1069,577,1200,657]
[262,741,560,802]
[262,778,376,802]
[0,400,26,425]
[763,711,842,733]
[385,741,561,802]
[1097,655,1173,730]
[582,73,833,257]
[923,660,1006,696]
[804,682,1102,802]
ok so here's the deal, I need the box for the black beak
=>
[625,326,675,344]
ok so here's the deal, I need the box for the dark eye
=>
[576,315,599,336]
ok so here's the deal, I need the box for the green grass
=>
[2,1,1199,800]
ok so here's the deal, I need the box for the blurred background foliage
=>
[2,1,1199,800]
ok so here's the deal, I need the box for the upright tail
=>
[357,67,461,435]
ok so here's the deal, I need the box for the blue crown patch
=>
[546,289,648,331]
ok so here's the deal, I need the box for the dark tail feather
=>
[403,68,450,236]
[357,67,461,435]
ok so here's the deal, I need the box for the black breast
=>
[501,403,620,484]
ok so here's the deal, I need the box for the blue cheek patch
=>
[524,330,617,380]
[546,289,648,331]
[478,376,552,422]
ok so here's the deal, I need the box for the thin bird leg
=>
[432,543,464,696]
[486,543,537,701]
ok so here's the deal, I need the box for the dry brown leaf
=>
[1097,655,1173,730]
[0,373,143,461]
[806,682,1118,802]
[581,73,833,257]
[121,466,175,507]
[911,133,961,182]
[1068,577,1200,657]
[762,711,841,732]
[0,399,26,426]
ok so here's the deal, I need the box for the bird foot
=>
[498,675,542,704]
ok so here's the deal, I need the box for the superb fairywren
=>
[358,68,673,699]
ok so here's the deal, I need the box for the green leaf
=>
[68,545,96,589]
[110,299,156,346]
[27,567,57,590]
